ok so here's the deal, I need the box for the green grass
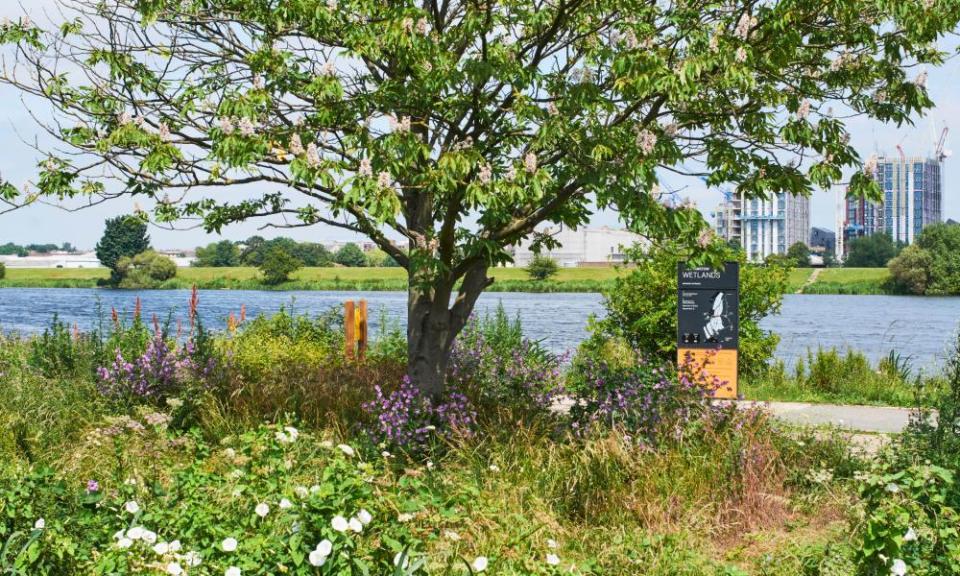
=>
[741,347,929,407]
[0,266,625,292]
[797,267,892,295]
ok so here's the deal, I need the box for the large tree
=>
[0,0,956,394]
[95,215,151,281]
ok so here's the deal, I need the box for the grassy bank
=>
[0,266,622,292]
[0,307,869,575]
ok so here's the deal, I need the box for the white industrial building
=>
[0,251,195,268]
[512,226,645,267]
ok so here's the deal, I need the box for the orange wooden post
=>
[357,299,368,360]
[344,300,356,360]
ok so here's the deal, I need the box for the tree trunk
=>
[407,261,491,397]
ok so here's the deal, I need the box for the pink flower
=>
[478,164,492,184]
[359,158,373,177]
[796,99,811,121]
[524,152,537,173]
[377,171,391,187]
[416,17,429,35]
[636,129,657,155]
[402,18,414,34]
[158,122,172,142]
[237,117,257,137]
[290,134,305,155]
[306,143,321,168]
[322,61,336,76]
[735,46,747,63]
[218,117,235,135]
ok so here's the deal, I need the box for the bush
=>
[888,244,933,295]
[449,305,565,413]
[193,240,240,267]
[590,240,789,378]
[0,261,5,279]
[845,233,899,268]
[115,250,177,288]
[27,315,97,379]
[787,241,811,267]
[95,215,151,283]
[334,243,367,267]
[526,254,559,281]
[258,246,302,284]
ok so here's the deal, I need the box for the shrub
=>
[590,239,788,378]
[526,254,559,281]
[193,240,240,267]
[844,233,899,268]
[258,246,302,284]
[362,376,476,454]
[787,241,811,267]
[95,215,151,283]
[27,315,98,379]
[853,463,960,576]
[115,250,177,288]
[567,351,724,444]
[449,305,565,412]
[334,243,367,267]
[888,244,933,295]
[0,261,5,279]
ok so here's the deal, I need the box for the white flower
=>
[357,509,373,525]
[118,111,132,126]
[891,558,908,576]
[426,460,435,470]
[546,553,561,566]
[416,17,429,35]
[255,503,270,518]
[397,512,415,522]
[524,152,538,173]
[304,142,322,168]
[381,450,393,458]
[316,539,333,557]
[394,552,410,570]
[444,530,461,541]
[166,562,184,576]
[547,538,558,549]
[158,122,172,142]
[310,484,321,494]
[489,464,500,472]
[734,13,756,40]
[331,515,349,532]
[348,517,364,533]
[33,518,45,530]
[222,537,238,552]
[377,171,392,188]
[337,444,355,457]
[279,498,293,510]
[797,99,811,121]
[226,567,242,576]
[153,542,170,555]
[237,117,257,137]
[117,537,134,549]
[168,540,182,552]
[224,448,236,459]
[295,485,309,498]
[124,501,140,514]
[326,0,337,8]
[636,129,657,155]
[472,556,489,572]
[127,526,145,540]
[358,158,373,178]
[478,163,492,184]
[218,117,235,135]
[864,154,879,177]
[141,530,158,544]
[182,551,202,567]
[289,134,305,155]
[915,70,928,89]
[735,46,747,63]
[309,549,328,567]
[903,527,917,542]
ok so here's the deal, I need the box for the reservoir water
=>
[0,288,957,372]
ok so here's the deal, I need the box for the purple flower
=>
[86,479,99,492]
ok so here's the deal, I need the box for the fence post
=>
[344,300,356,360]
[357,299,368,360]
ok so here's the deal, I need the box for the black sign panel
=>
[677,262,739,350]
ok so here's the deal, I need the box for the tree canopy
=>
[844,233,899,268]
[95,215,151,279]
[0,0,957,392]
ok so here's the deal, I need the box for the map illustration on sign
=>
[703,291,733,343]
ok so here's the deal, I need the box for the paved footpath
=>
[738,401,917,434]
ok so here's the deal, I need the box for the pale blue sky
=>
[0,1,957,250]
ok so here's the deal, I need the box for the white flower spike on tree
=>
[0,0,956,395]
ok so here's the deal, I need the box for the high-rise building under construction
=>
[844,155,942,248]
[713,192,810,262]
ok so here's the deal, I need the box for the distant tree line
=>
[0,242,77,257]
[193,237,400,268]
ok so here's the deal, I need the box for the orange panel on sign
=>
[677,348,738,399]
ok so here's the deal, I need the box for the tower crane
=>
[935,127,951,162]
